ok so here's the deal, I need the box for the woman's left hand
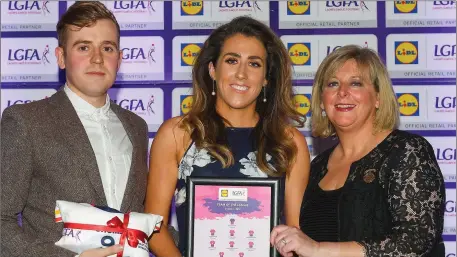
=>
[270,225,320,257]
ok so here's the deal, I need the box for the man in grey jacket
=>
[1,2,148,256]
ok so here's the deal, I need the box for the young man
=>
[1,2,148,256]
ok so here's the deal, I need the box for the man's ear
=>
[55,47,65,69]
[208,62,216,80]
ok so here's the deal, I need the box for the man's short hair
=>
[56,1,120,49]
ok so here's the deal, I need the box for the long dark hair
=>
[181,16,305,176]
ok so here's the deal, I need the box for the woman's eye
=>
[79,46,89,51]
[103,46,114,52]
[250,62,261,68]
[351,82,362,87]
[225,58,237,64]
[328,82,338,87]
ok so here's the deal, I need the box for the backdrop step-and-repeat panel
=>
[1,0,455,252]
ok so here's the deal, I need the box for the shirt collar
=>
[64,84,111,117]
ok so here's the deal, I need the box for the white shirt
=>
[64,85,132,210]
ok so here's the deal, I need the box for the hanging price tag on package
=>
[54,200,163,257]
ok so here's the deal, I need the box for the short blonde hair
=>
[311,45,399,138]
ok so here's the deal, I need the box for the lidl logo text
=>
[397,93,419,116]
[287,1,310,15]
[181,43,202,66]
[180,95,193,115]
[181,0,204,15]
[288,43,311,66]
[395,41,419,65]
[293,94,311,117]
[394,0,417,13]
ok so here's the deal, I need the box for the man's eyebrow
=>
[72,40,91,47]
[72,40,119,49]
[102,40,119,49]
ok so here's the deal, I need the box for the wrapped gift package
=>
[54,200,163,257]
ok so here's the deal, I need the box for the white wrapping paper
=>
[54,200,163,257]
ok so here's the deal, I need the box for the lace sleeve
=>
[359,137,445,256]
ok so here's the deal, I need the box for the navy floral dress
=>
[174,127,284,255]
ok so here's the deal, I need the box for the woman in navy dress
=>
[145,16,311,257]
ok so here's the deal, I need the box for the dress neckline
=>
[225,127,255,131]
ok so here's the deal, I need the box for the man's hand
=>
[79,245,123,257]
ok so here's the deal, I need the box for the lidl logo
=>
[394,0,417,13]
[288,43,311,66]
[220,189,228,197]
[287,1,310,15]
[397,93,419,116]
[180,95,193,115]
[395,41,419,65]
[181,43,202,66]
[181,0,203,16]
[293,94,311,117]
[218,188,247,201]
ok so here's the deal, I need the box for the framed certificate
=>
[186,177,280,257]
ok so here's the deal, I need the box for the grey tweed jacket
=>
[1,89,149,257]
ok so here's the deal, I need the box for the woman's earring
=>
[212,80,216,96]
[263,87,267,102]
[321,110,326,117]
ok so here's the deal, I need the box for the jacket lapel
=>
[48,90,107,205]
[110,104,138,212]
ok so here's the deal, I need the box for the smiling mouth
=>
[230,84,248,92]
[335,104,356,111]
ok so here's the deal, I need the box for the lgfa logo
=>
[445,200,456,215]
[218,1,262,12]
[325,1,370,12]
[181,0,203,16]
[121,44,156,65]
[180,95,193,115]
[7,45,51,65]
[396,93,419,116]
[293,94,311,117]
[113,95,155,115]
[435,96,456,111]
[436,148,456,163]
[112,1,156,14]
[6,97,49,107]
[181,43,202,66]
[433,44,456,61]
[326,41,369,55]
[288,43,311,66]
[432,1,455,10]
[287,1,310,15]
[394,0,417,13]
[395,41,419,65]
[7,1,51,15]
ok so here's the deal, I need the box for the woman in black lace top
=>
[270,45,445,257]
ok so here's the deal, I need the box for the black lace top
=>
[299,130,445,256]
[301,186,343,242]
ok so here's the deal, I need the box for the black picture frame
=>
[186,177,280,257]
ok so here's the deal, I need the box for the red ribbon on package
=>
[64,213,147,257]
